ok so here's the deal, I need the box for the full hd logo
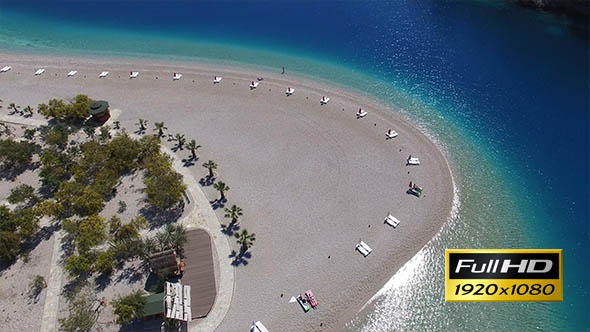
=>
[445,249,563,302]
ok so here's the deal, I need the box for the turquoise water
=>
[0,1,588,330]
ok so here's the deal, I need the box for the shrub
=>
[111,290,147,325]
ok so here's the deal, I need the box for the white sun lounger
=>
[35,68,45,75]
[213,76,222,83]
[286,87,295,96]
[251,321,270,332]
[67,70,77,77]
[130,71,139,79]
[173,73,182,80]
[356,240,373,257]
[0,66,11,73]
[386,130,398,139]
[250,81,259,89]
[407,157,420,165]
[384,214,401,228]
[99,71,109,78]
[320,96,330,104]
[357,109,368,118]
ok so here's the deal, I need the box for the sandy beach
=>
[0,53,454,332]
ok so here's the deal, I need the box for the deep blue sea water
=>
[0,1,588,330]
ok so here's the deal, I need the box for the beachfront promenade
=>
[0,53,453,332]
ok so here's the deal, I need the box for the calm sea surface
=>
[0,1,588,330]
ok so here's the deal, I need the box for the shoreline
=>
[0,52,455,332]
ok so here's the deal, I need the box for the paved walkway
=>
[0,114,49,127]
[160,144,235,332]
[39,230,64,332]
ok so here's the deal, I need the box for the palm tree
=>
[186,140,201,159]
[235,229,256,252]
[8,103,19,115]
[153,122,167,138]
[173,133,186,150]
[224,205,243,224]
[136,119,148,131]
[213,181,229,200]
[23,105,33,117]
[202,160,217,178]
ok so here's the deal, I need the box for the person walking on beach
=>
[282,66,285,74]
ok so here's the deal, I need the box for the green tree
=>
[0,231,20,263]
[14,208,40,238]
[235,229,256,252]
[173,133,185,150]
[95,249,115,275]
[64,252,95,277]
[202,160,217,178]
[23,128,36,140]
[83,126,95,139]
[186,139,201,159]
[42,125,69,150]
[75,215,107,253]
[98,125,111,142]
[224,205,243,223]
[111,290,147,325]
[39,150,71,192]
[38,95,92,123]
[58,286,99,332]
[7,184,38,207]
[23,105,33,117]
[136,118,148,131]
[33,200,64,218]
[213,181,230,200]
[29,275,47,299]
[144,154,186,209]
[153,121,168,138]
[0,139,34,172]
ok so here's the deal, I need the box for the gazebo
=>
[89,100,110,122]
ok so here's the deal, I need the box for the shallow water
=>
[0,0,588,330]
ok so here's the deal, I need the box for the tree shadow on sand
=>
[220,221,240,237]
[181,157,197,168]
[229,250,252,266]
[139,204,184,230]
[210,198,226,210]
[199,175,215,187]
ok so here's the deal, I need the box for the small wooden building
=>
[89,100,110,122]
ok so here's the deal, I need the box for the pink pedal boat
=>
[305,290,318,308]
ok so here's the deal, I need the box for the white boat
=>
[130,71,139,79]
[251,321,270,332]
[173,72,182,80]
[213,76,222,83]
[384,214,401,228]
[356,240,373,257]
[250,81,259,89]
[67,70,77,77]
[99,71,109,78]
[357,108,368,118]
[35,68,45,75]
[386,129,398,139]
[286,87,295,96]
[320,96,330,104]
[407,156,420,166]
[0,66,11,73]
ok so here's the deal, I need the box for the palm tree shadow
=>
[199,175,215,187]
[182,158,196,167]
[134,129,146,135]
[220,222,240,236]
[210,198,226,210]
[229,250,251,266]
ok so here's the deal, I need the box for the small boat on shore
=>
[297,295,311,312]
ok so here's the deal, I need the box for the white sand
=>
[0,53,454,332]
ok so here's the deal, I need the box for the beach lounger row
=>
[384,214,401,228]
[386,129,398,139]
[356,240,373,257]
[0,66,11,73]
[407,155,420,165]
